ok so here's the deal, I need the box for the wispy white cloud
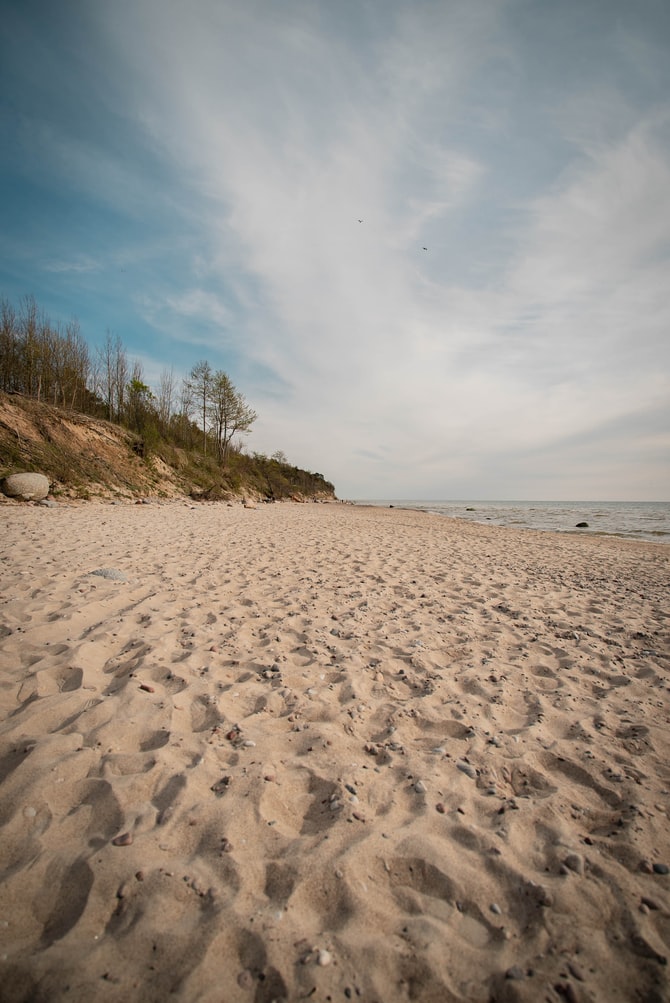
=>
[44,255,101,274]
[2,0,668,498]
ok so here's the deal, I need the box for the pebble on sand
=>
[111,832,133,846]
[89,568,128,582]
[564,852,586,875]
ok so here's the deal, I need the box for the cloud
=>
[131,4,670,496]
[44,255,101,274]
[2,0,668,498]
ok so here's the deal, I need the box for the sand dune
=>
[0,500,668,1002]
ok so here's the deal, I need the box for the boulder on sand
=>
[1,472,50,501]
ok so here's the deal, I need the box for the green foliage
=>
[0,294,336,500]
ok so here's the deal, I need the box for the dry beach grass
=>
[0,500,669,1002]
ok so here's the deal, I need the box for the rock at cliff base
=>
[1,472,50,501]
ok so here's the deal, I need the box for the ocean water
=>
[360,500,670,543]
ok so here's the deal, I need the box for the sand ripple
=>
[0,501,669,1001]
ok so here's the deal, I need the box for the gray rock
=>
[89,568,128,582]
[1,472,50,501]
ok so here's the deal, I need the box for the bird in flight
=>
[358,219,363,223]
[423,247,428,251]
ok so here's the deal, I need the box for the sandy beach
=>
[0,499,668,1003]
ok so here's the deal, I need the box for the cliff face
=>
[0,392,336,502]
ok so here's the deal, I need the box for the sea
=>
[358,500,670,544]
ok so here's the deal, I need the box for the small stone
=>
[139,683,155,693]
[653,862,669,875]
[561,983,580,1003]
[536,885,553,907]
[112,832,133,846]
[567,962,585,982]
[435,802,446,814]
[456,760,477,779]
[242,740,256,748]
[135,871,145,881]
[490,903,502,915]
[317,949,332,966]
[23,806,37,818]
[506,966,525,980]
[414,780,427,794]
[564,853,585,875]
[237,969,254,989]
[641,896,660,910]
[220,838,234,853]
[211,776,232,795]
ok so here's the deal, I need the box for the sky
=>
[1,0,669,500]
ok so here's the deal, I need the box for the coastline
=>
[1,500,669,1002]
[356,499,670,544]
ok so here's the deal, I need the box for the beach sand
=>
[0,500,668,1002]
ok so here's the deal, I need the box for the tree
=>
[126,382,156,439]
[185,360,213,454]
[18,295,42,398]
[208,370,258,467]
[95,331,128,422]
[52,318,90,409]
[0,298,19,392]
[156,366,176,431]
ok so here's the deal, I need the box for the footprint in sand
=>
[190,695,223,732]
[152,772,187,825]
[37,857,94,947]
[70,777,124,843]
